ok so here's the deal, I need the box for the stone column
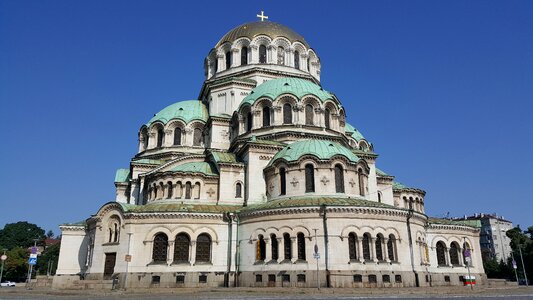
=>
[291,237,298,262]
[250,45,258,64]
[190,241,197,265]
[384,238,391,263]
[168,240,174,265]
[277,238,283,263]
[370,237,377,262]
[231,48,239,67]
[265,238,271,262]
[273,106,282,126]
[238,114,245,134]
[216,54,224,73]
[358,237,364,263]
[164,129,172,147]
[252,109,261,130]
[148,132,156,149]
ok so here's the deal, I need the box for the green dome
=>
[240,78,335,108]
[345,123,365,141]
[268,139,358,166]
[147,100,208,126]
[170,162,218,176]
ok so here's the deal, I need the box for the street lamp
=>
[0,249,7,288]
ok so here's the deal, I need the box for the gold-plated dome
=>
[216,21,309,48]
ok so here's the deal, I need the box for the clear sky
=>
[1,1,532,235]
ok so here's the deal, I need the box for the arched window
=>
[141,129,148,150]
[185,182,192,199]
[277,46,284,65]
[195,233,211,263]
[348,232,357,260]
[271,234,279,260]
[167,181,173,199]
[449,242,460,265]
[279,167,286,195]
[194,182,201,199]
[436,241,447,266]
[387,234,396,261]
[294,50,300,69]
[305,164,315,193]
[378,192,382,203]
[362,233,371,261]
[235,182,242,198]
[173,127,182,145]
[307,57,310,71]
[241,46,248,65]
[375,235,384,261]
[334,164,345,193]
[256,235,266,261]
[358,169,365,196]
[324,108,331,129]
[297,232,306,260]
[283,233,291,260]
[259,45,267,63]
[246,111,253,132]
[262,106,271,127]
[283,103,292,124]
[152,233,168,263]
[173,233,190,263]
[193,128,202,146]
[225,50,231,70]
[157,128,164,147]
[305,104,314,125]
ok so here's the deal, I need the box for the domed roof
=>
[170,162,218,176]
[240,78,334,108]
[146,100,208,126]
[216,21,309,48]
[345,123,366,141]
[268,139,359,166]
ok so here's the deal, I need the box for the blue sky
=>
[1,1,532,234]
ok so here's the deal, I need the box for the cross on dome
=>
[256,11,269,21]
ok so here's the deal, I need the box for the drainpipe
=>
[225,212,233,287]
[234,213,240,287]
[406,206,419,287]
[320,204,330,287]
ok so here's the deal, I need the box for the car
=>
[0,281,16,287]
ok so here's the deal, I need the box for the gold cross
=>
[256,11,269,21]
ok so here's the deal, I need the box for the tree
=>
[46,230,54,239]
[506,225,533,284]
[3,247,28,282]
[37,243,60,276]
[0,222,46,250]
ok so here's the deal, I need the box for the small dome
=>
[216,21,309,48]
[240,78,334,108]
[345,123,365,141]
[146,100,208,126]
[268,139,358,166]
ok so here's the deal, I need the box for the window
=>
[225,51,231,70]
[334,164,345,193]
[324,108,330,129]
[305,104,313,125]
[377,192,382,203]
[241,46,248,65]
[436,241,447,266]
[348,232,357,260]
[173,233,190,263]
[297,232,306,260]
[256,235,266,261]
[449,242,460,265]
[307,57,310,71]
[157,128,164,147]
[353,275,362,283]
[277,46,285,65]
[195,234,211,263]
[167,181,173,199]
[255,274,262,282]
[362,233,371,261]
[283,233,292,260]
[283,103,292,124]
[395,275,402,283]
[358,169,365,196]
[297,274,306,282]
[271,234,279,260]
[152,233,168,263]
[185,182,192,199]
[279,168,286,196]
[151,275,160,284]
[387,235,396,261]
[444,275,450,282]
[259,45,267,63]
[268,274,275,283]
[235,182,242,198]
[294,50,300,69]
[375,235,384,261]
[305,164,315,193]
[174,128,182,145]
[176,275,185,283]
[282,274,290,282]
[262,106,271,127]
[383,275,390,283]
[368,275,377,283]
[193,128,202,146]
[246,111,253,132]
[199,274,207,283]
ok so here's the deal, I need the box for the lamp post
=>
[0,249,7,287]
[26,239,38,290]
[463,237,473,290]
[313,228,320,290]
[124,232,133,290]
[518,244,528,286]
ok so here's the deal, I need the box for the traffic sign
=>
[28,257,37,265]
[0,254,7,261]
[29,253,37,259]
[313,253,320,259]
[31,247,37,254]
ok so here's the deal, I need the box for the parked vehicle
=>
[0,281,16,287]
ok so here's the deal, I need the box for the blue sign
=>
[28,257,37,265]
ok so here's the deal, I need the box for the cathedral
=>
[53,15,486,289]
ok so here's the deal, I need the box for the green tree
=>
[36,243,60,276]
[3,247,28,282]
[0,222,45,250]
[46,230,54,239]
[506,225,533,284]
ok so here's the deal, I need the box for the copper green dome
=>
[240,78,335,108]
[216,21,309,48]
[146,100,208,126]
[170,162,218,176]
[268,139,358,166]
[345,123,365,141]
